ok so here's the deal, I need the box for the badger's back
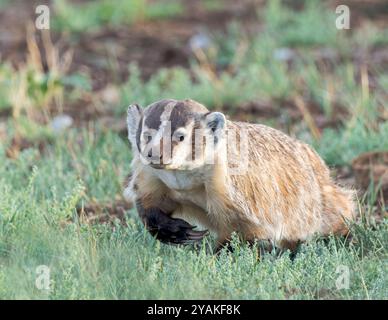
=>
[207,121,355,244]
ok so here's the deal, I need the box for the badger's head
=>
[127,99,226,170]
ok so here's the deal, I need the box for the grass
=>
[53,0,184,33]
[315,120,388,166]
[0,63,13,111]
[0,27,91,143]
[120,63,292,111]
[202,0,224,12]
[0,128,386,299]
[263,0,339,47]
[0,0,387,299]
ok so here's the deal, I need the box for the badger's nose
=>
[147,150,163,163]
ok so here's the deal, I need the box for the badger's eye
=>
[174,130,186,142]
[174,134,185,142]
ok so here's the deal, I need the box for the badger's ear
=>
[127,104,143,145]
[204,112,226,133]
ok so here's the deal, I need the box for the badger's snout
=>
[144,138,172,167]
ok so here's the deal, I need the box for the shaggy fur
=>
[124,99,356,250]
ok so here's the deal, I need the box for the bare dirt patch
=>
[230,98,348,132]
[352,151,388,199]
[5,135,48,159]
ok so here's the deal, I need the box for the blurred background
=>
[0,0,387,223]
[0,0,387,300]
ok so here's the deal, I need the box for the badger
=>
[124,99,356,251]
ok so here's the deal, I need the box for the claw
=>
[142,208,209,245]
[157,224,208,245]
[186,229,209,240]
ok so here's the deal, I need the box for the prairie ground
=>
[0,0,387,299]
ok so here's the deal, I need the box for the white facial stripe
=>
[169,122,196,168]
[160,102,175,123]
[158,102,175,142]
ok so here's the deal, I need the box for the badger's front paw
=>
[144,209,208,245]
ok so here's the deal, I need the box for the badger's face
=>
[127,99,226,171]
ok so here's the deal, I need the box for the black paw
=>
[144,208,209,245]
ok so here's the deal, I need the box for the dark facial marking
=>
[170,103,191,133]
[170,100,208,133]
[144,99,176,130]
